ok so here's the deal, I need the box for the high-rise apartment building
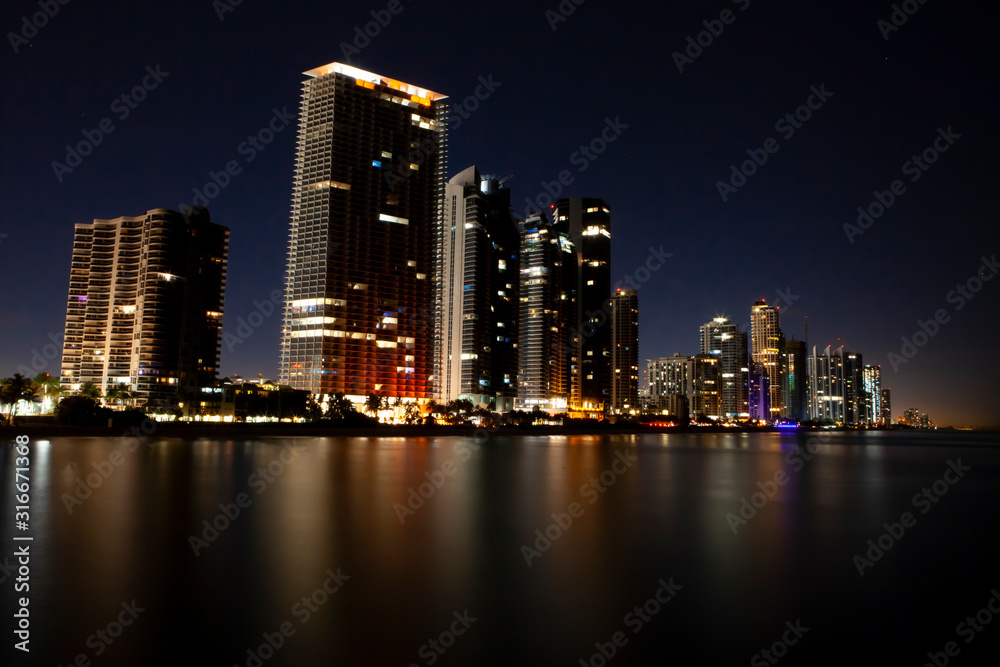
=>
[645,353,719,421]
[700,317,748,420]
[862,364,882,425]
[610,289,638,413]
[880,387,892,425]
[749,360,770,421]
[784,340,807,422]
[807,345,846,422]
[844,352,865,425]
[278,63,448,399]
[61,207,228,407]
[517,212,576,409]
[750,300,785,421]
[439,166,519,410]
[554,198,612,410]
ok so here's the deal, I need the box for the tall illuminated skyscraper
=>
[439,167,519,410]
[750,300,785,421]
[60,207,228,407]
[610,288,638,412]
[278,63,448,398]
[700,317,748,420]
[554,198,612,410]
[862,364,882,426]
[517,212,576,409]
[784,339,807,422]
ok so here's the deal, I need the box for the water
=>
[3,431,1000,665]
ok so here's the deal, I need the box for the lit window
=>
[379,214,409,225]
[381,151,392,158]
[372,160,382,168]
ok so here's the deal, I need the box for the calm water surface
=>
[3,431,1000,665]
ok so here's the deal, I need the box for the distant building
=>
[60,207,229,408]
[440,167,520,411]
[700,317,748,420]
[645,353,718,421]
[749,360,770,421]
[610,289,639,413]
[278,62,448,399]
[863,365,882,425]
[190,379,309,421]
[555,198,612,411]
[880,387,892,425]
[517,212,576,410]
[784,340,807,422]
[807,345,846,422]
[751,300,785,421]
[902,407,931,428]
[843,352,866,426]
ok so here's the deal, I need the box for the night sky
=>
[1,0,996,426]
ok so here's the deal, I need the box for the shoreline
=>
[0,422,985,439]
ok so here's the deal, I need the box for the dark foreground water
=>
[3,431,1000,666]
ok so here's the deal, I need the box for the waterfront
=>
[3,430,999,665]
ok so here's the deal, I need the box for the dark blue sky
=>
[1,0,996,426]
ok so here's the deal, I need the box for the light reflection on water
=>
[3,430,999,665]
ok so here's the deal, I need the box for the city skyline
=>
[1,2,996,426]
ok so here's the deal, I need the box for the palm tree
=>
[365,393,386,420]
[403,401,420,425]
[1,374,35,425]
[105,385,137,409]
[32,373,64,413]
[79,381,102,399]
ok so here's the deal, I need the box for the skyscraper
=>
[60,207,229,407]
[554,198,612,410]
[278,63,448,399]
[517,212,576,409]
[700,317,748,420]
[439,167,519,410]
[862,364,882,426]
[645,353,718,421]
[750,300,785,421]
[880,387,892,425]
[784,339,807,422]
[610,288,638,413]
[844,352,865,425]
[807,345,845,422]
